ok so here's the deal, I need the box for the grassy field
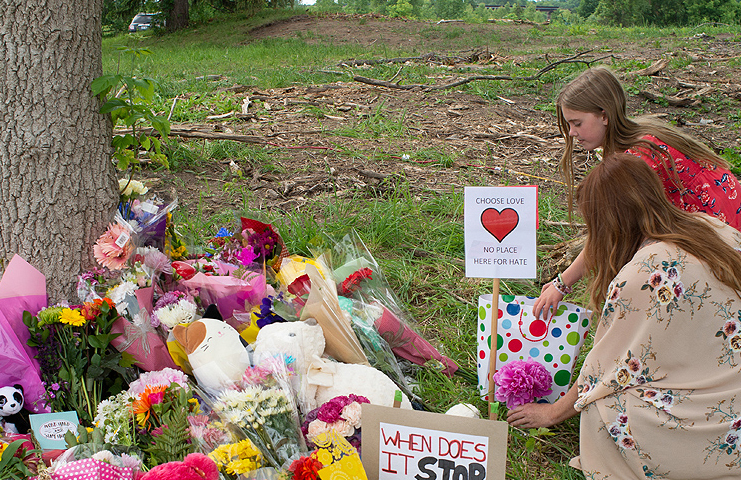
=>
[103,11,741,478]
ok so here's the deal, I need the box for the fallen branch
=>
[639,90,698,107]
[116,126,267,144]
[628,58,669,77]
[473,132,548,144]
[353,50,612,91]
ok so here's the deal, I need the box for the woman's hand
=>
[507,383,580,428]
[506,402,561,429]
[532,282,563,320]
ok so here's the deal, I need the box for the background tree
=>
[0,0,117,302]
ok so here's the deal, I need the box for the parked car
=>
[128,13,161,33]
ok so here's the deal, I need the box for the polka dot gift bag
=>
[476,294,591,404]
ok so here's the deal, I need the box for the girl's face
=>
[561,107,608,151]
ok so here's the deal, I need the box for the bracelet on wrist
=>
[552,274,572,296]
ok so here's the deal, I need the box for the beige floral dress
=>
[571,220,741,479]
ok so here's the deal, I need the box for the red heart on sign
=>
[481,208,519,242]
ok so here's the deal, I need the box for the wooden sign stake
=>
[488,278,500,420]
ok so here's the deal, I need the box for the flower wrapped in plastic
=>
[204,356,305,471]
[310,230,471,381]
[492,358,553,409]
[93,367,196,465]
[117,178,177,250]
[301,394,369,454]
[31,443,143,480]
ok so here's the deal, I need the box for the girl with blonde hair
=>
[534,66,741,320]
[510,154,741,478]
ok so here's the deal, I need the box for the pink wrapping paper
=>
[110,317,178,372]
[374,306,458,377]
[0,255,49,412]
[38,458,134,480]
[110,286,178,372]
[179,270,267,320]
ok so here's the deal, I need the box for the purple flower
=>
[492,359,553,409]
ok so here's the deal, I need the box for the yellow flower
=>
[226,458,259,475]
[0,442,8,456]
[209,440,262,473]
[59,308,86,327]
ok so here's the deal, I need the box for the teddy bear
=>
[253,319,412,411]
[172,318,252,393]
[140,452,219,480]
[0,384,31,434]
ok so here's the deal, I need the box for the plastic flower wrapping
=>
[301,395,369,454]
[197,356,305,473]
[32,443,143,480]
[492,358,554,408]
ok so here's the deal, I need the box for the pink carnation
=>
[492,359,553,409]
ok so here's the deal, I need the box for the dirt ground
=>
[151,15,741,232]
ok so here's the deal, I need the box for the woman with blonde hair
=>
[509,154,741,478]
[534,66,741,320]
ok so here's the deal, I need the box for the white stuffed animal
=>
[172,318,252,393]
[253,319,412,411]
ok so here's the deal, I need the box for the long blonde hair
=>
[577,153,741,312]
[558,67,729,214]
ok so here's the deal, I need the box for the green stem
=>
[80,376,94,424]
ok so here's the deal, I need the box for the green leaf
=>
[151,116,171,136]
[115,150,135,171]
[120,351,139,368]
[112,134,135,149]
[88,335,105,349]
[64,429,79,448]
[132,77,155,102]
[525,437,535,453]
[99,98,129,114]
[91,74,122,96]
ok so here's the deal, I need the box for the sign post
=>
[464,186,538,418]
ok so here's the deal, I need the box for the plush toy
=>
[0,384,31,434]
[172,318,252,392]
[140,453,219,480]
[445,403,481,418]
[253,319,412,411]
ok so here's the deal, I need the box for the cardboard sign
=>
[29,411,79,450]
[464,186,538,279]
[362,404,507,480]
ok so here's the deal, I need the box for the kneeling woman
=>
[509,153,741,479]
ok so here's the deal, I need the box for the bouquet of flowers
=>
[492,358,553,409]
[33,443,143,480]
[207,358,304,471]
[23,298,133,424]
[93,368,196,467]
[301,395,369,454]
[118,178,177,250]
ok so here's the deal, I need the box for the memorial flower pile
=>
[3,180,488,478]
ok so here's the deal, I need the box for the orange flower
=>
[132,385,167,428]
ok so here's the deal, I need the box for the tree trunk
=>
[0,0,117,303]
[167,0,189,32]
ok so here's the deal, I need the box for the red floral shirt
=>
[627,135,741,231]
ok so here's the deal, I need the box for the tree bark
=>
[0,0,117,302]
[167,0,189,32]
